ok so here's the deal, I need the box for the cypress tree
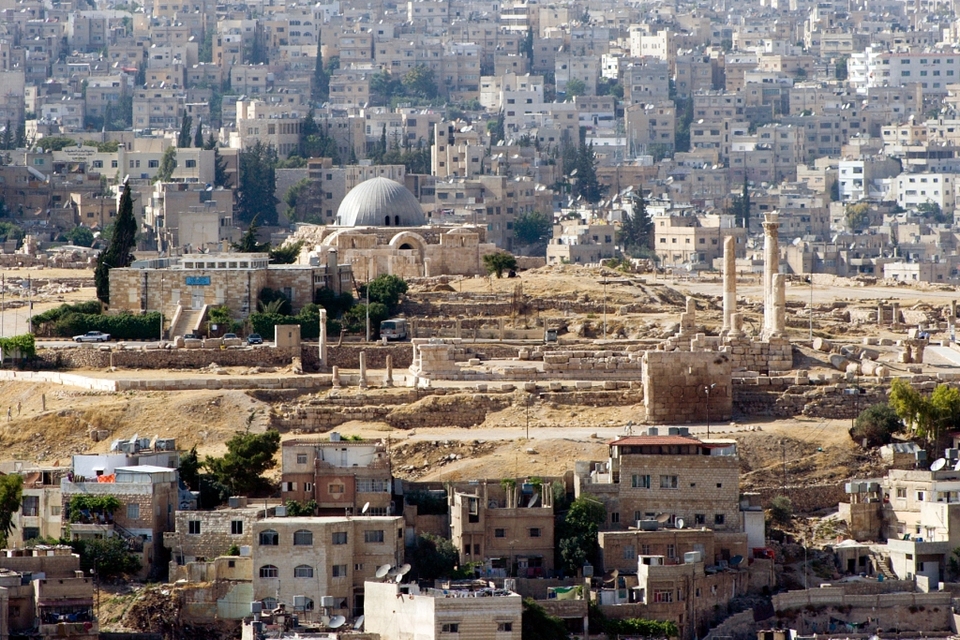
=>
[94,181,138,304]
[193,118,204,148]
[177,112,192,148]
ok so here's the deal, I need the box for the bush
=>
[851,403,904,447]
[53,312,162,340]
[33,301,102,327]
[769,496,793,526]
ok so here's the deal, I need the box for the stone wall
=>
[643,350,732,424]
[755,483,848,514]
[772,588,951,635]
[704,609,756,640]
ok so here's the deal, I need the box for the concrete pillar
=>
[722,235,737,333]
[331,366,341,388]
[892,302,900,329]
[359,351,368,389]
[877,304,884,327]
[762,213,780,337]
[318,308,328,368]
[772,273,786,336]
[384,354,394,387]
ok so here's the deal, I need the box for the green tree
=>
[769,496,793,525]
[483,251,518,278]
[619,190,653,256]
[237,141,279,225]
[362,274,409,311]
[203,429,281,496]
[177,112,192,148]
[851,403,904,447]
[155,146,177,182]
[269,240,304,264]
[844,202,870,231]
[409,533,460,582]
[297,111,340,163]
[71,537,141,580]
[675,97,693,152]
[284,499,318,516]
[565,78,586,99]
[193,118,204,148]
[735,177,751,229]
[573,141,602,204]
[257,287,291,315]
[918,201,951,224]
[1,120,11,150]
[178,446,201,491]
[402,64,438,99]
[556,496,606,575]
[513,211,553,247]
[35,136,77,151]
[65,226,95,247]
[311,39,330,103]
[836,56,849,81]
[213,146,230,188]
[94,180,137,304]
[521,598,570,640]
[233,216,270,253]
[489,110,506,146]
[0,474,23,548]
[343,302,389,335]
[830,179,840,202]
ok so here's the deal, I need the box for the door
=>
[192,290,204,309]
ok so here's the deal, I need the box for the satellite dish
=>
[375,564,392,578]
[362,502,370,515]
[329,615,346,629]
[953,459,960,472]
[676,518,685,530]
[932,458,947,471]
[398,563,412,576]
[395,573,403,583]
[354,615,365,630]
[730,555,744,566]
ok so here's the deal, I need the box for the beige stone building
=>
[252,515,404,617]
[364,579,522,640]
[653,213,747,268]
[163,504,264,576]
[0,464,65,548]
[546,221,616,265]
[279,436,393,517]
[449,479,555,578]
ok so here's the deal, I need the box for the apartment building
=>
[364,580,522,640]
[892,173,957,213]
[449,479,555,578]
[252,515,404,617]
[546,221,616,265]
[306,160,406,222]
[432,122,484,178]
[0,464,65,547]
[555,52,600,96]
[279,435,394,517]
[132,85,184,131]
[163,503,264,576]
[624,60,670,104]
[143,182,233,250]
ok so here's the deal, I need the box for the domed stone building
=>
[290,177,497,279]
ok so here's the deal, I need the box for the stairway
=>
[870,549,898,580]
[170,305,206,338]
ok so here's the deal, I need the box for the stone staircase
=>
[169,305,206,339]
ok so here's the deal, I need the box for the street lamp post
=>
[703,383,716,437]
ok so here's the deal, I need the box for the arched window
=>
[294,565,314,578]
[262,597,278,610]
[395,215,400,226]
[293,530,313,546]
[385,215,391,226]
[259,530,279,546]
[259,565,279,578]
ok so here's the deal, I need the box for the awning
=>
[39,599,93,607]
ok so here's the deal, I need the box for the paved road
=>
[928,346,960,367]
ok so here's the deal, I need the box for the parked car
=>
[74,331,110,343]
[183,333,201,340]
[247,333,263,345]
[223,333,238,340]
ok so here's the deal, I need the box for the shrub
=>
[769,496,793,526]
[851,403,904,447]
[53,312,162,340]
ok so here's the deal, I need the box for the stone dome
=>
[335,177,426,227]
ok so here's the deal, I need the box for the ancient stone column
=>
[319,308,328,368]
[762,213,780,338]
[730,313,744,337]
[455,318,462,339]
[359,351,368,389]
[892,302,900,329]
[772,273,786,336]
[331,366,341,388]
[384,354,394,387]
[722,235,737,333]
[877,304,884,327]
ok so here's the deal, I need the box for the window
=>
[495,528,506,538]
[185,159,196,168]
[293,530,313,546]
[896,487,907,498]
[695,514,706,525]
[329,483,345,495]
[259,530,279,546]
[262,597,278,609]
[50,505,61,517]
[148,159,159,168]
[497,623,513,632]
[231,520,243,535]
[332,531,348,545]
[294,565,314,578]
[297,453,308,464]
[611,512,620,523]
[667,544,676,558]
[259,565,279,578]
[332,564,348,577]
[654,589,673,603]
[188,520,200,534]
[714,514,725,525]
[442,624,460,633]
[623,544,635,559]
[364,530,385,543]
[632,474,651,488]
[660,475,679,489]
[529,528,542,538]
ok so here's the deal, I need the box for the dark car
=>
[247,333,264,345]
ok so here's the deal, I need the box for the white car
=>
[74,331,111,343]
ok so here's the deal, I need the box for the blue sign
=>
[185,276,211,286]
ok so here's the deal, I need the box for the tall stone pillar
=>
[722,236,737,333]
[892,302,900,329]
[877,304,885,327]
[762,213,780,338]
[318,308,328,368]
[359,351,368,389]
[331,366,341,388]
[384,354,394,387]
[772,273,786,336]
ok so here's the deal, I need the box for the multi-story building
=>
[163,502,264,576]
[279,435,394,517]
[652,213,746,267]
[252,515,404,617]
[449,479,556,578]
[0,464,65,547]
[546,221,617,265]
[306,160,407,223]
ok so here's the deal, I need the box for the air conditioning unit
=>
[292,596,308,608]
[274,506,287,517]
[320,596,337,608]
[250,601,263,614]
